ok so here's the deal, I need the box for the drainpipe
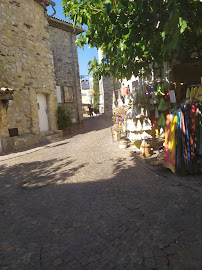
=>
[70,32,80,123]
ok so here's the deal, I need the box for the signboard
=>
[81,80,90,90]
[64,86,73,102]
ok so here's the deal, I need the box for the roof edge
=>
[48,16,85,35]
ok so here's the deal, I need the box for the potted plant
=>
[57,106,73,133]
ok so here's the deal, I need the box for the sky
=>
[47,1,98,79]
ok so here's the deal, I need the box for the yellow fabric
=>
[194,87,198,99]
[196,86,202,101]
[190,87,194,102]
[186,88,190,99]
[169,115,178,173]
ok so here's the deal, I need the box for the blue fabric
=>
[185,105,192,171]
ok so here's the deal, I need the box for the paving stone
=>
[0,116,201,269]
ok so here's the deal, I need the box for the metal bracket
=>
[46,0,56,17]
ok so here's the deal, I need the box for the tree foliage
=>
[63,0,202,80]
[93,66,100,112]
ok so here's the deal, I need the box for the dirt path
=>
[0,115,201,269]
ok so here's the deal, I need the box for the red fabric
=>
[126,88,130,95]
[189,104,198,162]
[164,115,171,167]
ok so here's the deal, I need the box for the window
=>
[56,85,62,103]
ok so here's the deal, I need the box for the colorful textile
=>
[196,104,202,155]
[176,111,183,172]
[196,86,202,101]
[189,104,198,164]
[190,87,195,102]
[183,105,191,171]
[163,114,177,173]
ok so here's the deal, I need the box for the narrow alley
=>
[0,116,201,270]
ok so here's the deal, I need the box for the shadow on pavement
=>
[63,115,113,139]
[0,115,112,158]
[0,154,201,269]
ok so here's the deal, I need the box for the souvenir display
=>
[164,84,202,174]
[113,80,202,175]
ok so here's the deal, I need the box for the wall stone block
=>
[48,24,83,123]
[0,0,60,152]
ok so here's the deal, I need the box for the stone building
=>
[0,0,62,153]
[98,49,121,118]
[48,17,84,124]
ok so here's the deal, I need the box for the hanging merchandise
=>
[127,119,136,132]
[118,98,124,107]
[164,99,202,174]
[196,104,202,156]
[142,118,152,131]
[158,113,166,126]
[164,91,170,102]
[121,95,125,104]
[169,90,177,103]
[158,97,168,111]
[156,84,165,96]
[190,87,195,102]
[185,88,190,104]
[145,106,150,117]
[133,91,138,104]
[162,82,169,92]
[152,84,156,92]
[132,105,140,118]
[125,95,130,106]
[136,119,142,131]
[138,91,147,104]
[145,85,153,98]
[155,106,159,118]
[148,103,156,111]
[196,86,202,101]
[164,114,178,173]
[194,87,199,99]
[150,94,159,105]
[126,108,132,118]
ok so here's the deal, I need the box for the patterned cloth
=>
[164,114,177,173]
[164,103,201,174]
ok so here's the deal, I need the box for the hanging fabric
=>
[164,114,177,173]
[158,113,166,126]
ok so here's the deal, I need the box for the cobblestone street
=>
[0,116,201,270]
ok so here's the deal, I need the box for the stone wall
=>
[0,103,9,138]
[48,25,83,123]
[102,77,121,118]
[0,0,58,136]
[98,49,121,118]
